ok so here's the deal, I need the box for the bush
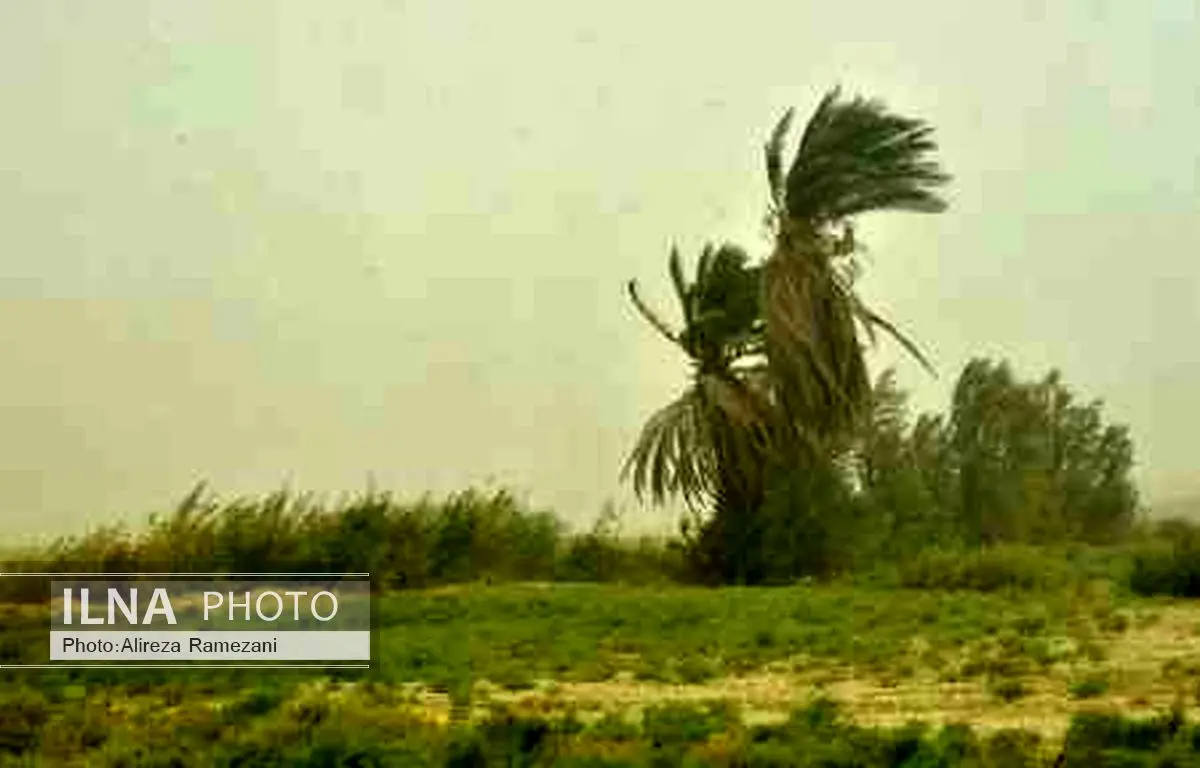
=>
[1069,674,1110,700]
[1062,709,1195,764]
[0,686,48,756]
[1127,526,1200,597]
[0,486,688,598]
[898,544,1076,592]
[643,704,734,746]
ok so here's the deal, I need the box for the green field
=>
[7,581,1200,765]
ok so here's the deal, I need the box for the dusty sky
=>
[1,1,1197,541]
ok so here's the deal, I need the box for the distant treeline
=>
[2,358,1197,600]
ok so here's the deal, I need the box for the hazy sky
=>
[1,1,1197,541]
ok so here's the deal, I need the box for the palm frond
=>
[668,246,691,326]
[759,86,949,450]
[765,108,795,211]
[623,369,778,509]
[783,87,950,225]
[850,295,937,377]
[627,280,681,346]
[824,259,936,377]
[622,389,716,509]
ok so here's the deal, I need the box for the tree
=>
[849,369,942,558]
[750,88,952,578]
[949,359,1026,545]
[945,358,1138,545]
[840,360,1138,557]
[856,368,911,492]
[760,87,950,460]
[624,87,951,583]
[623,243,776,582]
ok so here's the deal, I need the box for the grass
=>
[363,582,1101,692]
[8,578,1200,764]
[0,580,1160,692]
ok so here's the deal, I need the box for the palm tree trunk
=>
[708,413,768,585]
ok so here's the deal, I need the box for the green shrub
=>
[643,704,735,747]
[226,685,286,719]
[1062,708,1196,763]
[1128,530,1200,597]
[898,544,1075,592]
[1069,674,1110,700]
[675,656,719,684]
[0,686,48,756]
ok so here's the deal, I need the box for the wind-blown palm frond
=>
[626,280,681,346]
[669,247,690,324]
[847,293,936,376]
[682,244,763,367]
[783,86,950,226]
[622,370,775,509]
[765,108,795,213]
[622,388,716,508]
[762,87,949,450]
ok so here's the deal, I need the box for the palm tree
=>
[761,86,949,458]
[623,243,776,581]
[625,87,950,582]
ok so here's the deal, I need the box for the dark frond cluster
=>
[779,86,951,227]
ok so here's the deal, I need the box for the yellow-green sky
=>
[2,1,1197,541]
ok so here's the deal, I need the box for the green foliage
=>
[841,359,1141,578]
[361,583,1089,691]
[621,352,1140,586]
[0,487,689,603]
[753,455,858,579]
[1062,709,1200,766]
[1069,673,1110,700]
[1126,519,1200,597]
[0,689,1115,767]
[946,360,1138,547]
[556,503,686,585]
[848,370,957,561]
[643,704,734,745]
[0,685,48,756]
[897,545,1077,593]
